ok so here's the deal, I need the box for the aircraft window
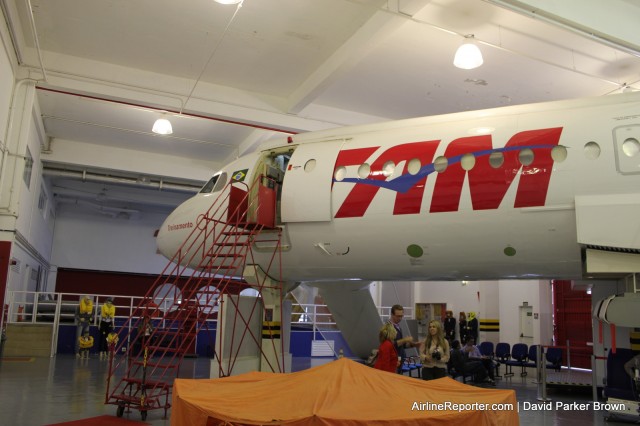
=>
[622,137,640,157]
[407,158,421,175]
[519,148,534,166]
[461,153,475,171]
[382,161,395,177]
[212,172,227,192]
[489,152,504,168]
[358,163,371,179]
[334,166,346,182]
[199,175,219,193]
[551,145,567,162]
[584,141,601,160]
[304,159,316,173]
[434,156,448,173]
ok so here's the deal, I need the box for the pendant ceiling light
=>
[214,0,242,4]
[152,118,173,135]
[453,35,483,70]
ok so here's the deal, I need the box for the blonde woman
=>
[374,323,400,373]
[420,320,450,380]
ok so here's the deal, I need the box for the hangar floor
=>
[0,355,632,426]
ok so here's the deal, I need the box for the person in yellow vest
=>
[75,295,94,357]
[78,331,94,359]
[99,297,116,360]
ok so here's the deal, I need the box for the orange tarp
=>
[171,358,519,425]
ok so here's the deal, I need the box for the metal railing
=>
[3,290,411,357]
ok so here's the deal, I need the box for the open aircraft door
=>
[281,140,345,222]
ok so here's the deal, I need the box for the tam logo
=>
[333,127,563,218]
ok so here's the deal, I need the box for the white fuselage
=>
[157,92,640,282]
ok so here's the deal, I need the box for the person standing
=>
[98,297,116,360]
[388,304,419,373]
[373,323,400,373]
[75,295,94,357]
[420,320,450,380]
[458,312,468,345]
[467,311,479,344]
[444,310,456,343]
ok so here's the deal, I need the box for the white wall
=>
[8,110,55,298]
[407,279,553,346]
[0,31,13,145]
[49,202,175,287]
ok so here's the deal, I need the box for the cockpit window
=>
[199,175,219,193]
[212,172,227,193]
[200,175,220,194]
[199,172,228,194]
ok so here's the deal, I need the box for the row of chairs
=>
[487,342,563,377]
[401,342,563,380]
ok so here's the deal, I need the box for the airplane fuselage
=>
[157,92,640,282]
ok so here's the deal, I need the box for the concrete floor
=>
[0,355,636,426]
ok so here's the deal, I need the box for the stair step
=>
[133,361,179,369]
[122,378,171,389]
[221,230,253,235]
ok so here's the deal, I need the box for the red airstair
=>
[105,174,284,421]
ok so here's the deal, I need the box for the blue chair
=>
[494,343,510,378]
[525,344,539,372]
[505,343,528,377]
[479,341,501,378]
[603,348,639,422]
[545,347,562,371]
[495,343,510,362]
[479,342,494,357]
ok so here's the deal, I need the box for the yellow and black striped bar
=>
[631,331,640,351]
[480,319,499,332]
[262,321,281,339]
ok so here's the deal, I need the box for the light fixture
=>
[453,35,483,70]
[152,118,173,135]
[214,0,242,4]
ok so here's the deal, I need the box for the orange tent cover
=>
[171,358,519,425]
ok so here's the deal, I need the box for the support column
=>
[243,265,292,373]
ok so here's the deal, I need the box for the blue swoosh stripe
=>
[334,144,554,194]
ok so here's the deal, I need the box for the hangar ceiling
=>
[2,0,640,216]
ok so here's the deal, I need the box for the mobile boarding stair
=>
[105,175,283,421]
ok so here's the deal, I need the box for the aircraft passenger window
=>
[407,158,421,175]
[304,159,316,173]
[334,166,346,182]
[358,163,371,179]
[622,138,640,157]
[519,148,534,166]
[382,161,395,177]
[434,156,448,173]
[199,175,219,193]
[461,153,475,171]
[584,142,601,160]
[551,146,567,162]
[212,172,227,192]
[489,152,504,168]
